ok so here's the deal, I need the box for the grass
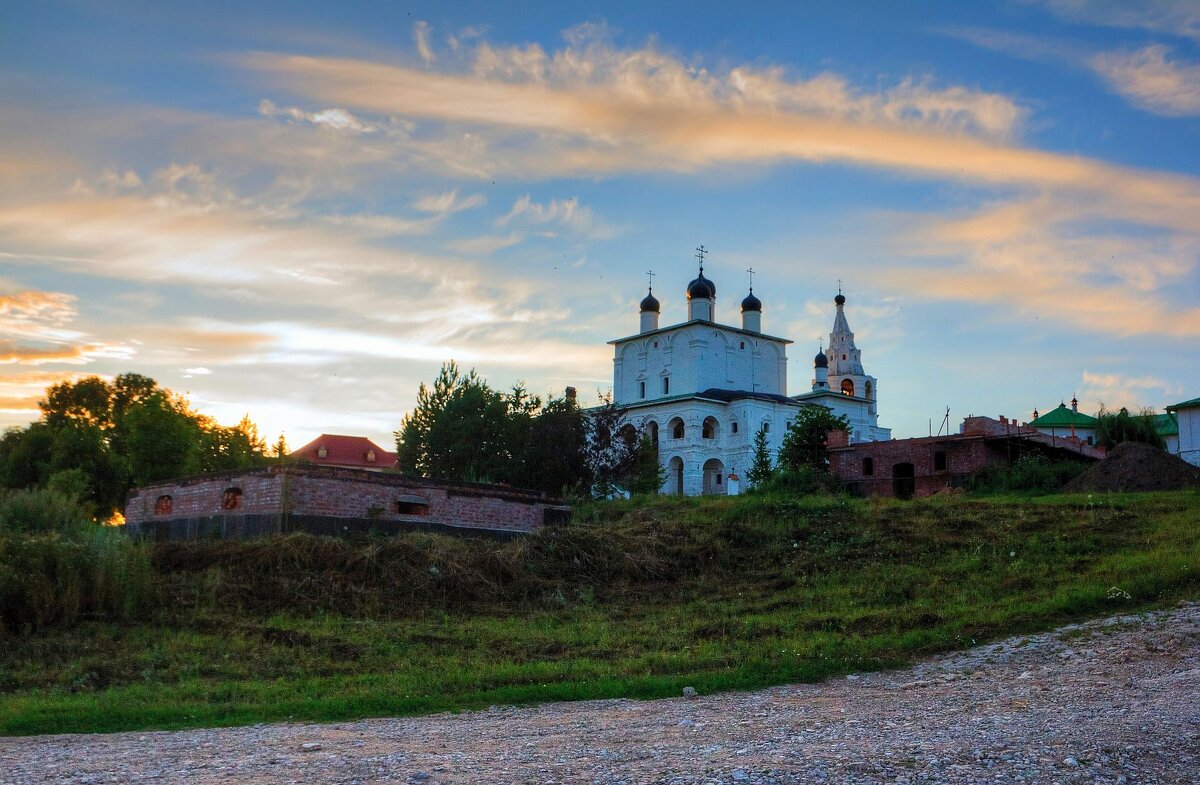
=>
[1,489,1198,736]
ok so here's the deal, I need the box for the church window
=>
[221,487,243,510]
[865,381,872,400]
[317,446,328,459]
[702,417,718,439]
[740,341,745,349]
[663,377,670,395]
[763,422,770,433]
[670,417,685,439]
[653,341,658,348]
[862,457,874,476]
[842,354,847,361]
[731,421,738,435]
[648,421,659,446]
[639,381,646,399]
[366,450,376,463]
[934,451,947,471]
[155,495,173,516]
[841,379,855,396]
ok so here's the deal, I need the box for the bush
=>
[967,455,1088,495]
[0,488,90,534]
[758,465,843,496]
[0,528,152,633]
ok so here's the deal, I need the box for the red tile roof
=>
[290,434,397,469]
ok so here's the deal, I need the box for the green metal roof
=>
[1168,396,1200,412]
[1030,403,1098,428]
[1154,413,1179,437]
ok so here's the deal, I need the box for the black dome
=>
[639,290,660,313]
[741,290,762,312]
[687,272,715,300]
[834,293,846,306]
[814,350,828,368]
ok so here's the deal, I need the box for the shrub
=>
[967,455,1088,495]
[0,527,152,633]
[759,465,843,496]
[0,488,90,535]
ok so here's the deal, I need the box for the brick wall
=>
[830,435,1000,498]
[124,466,565,538]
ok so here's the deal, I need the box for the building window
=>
[639,381,646,399]
[670,417,685,439]
[731,421,738,435]
[221,487,243,510]
[934,451,947,471]
[842,353,847,360]
[648,420,659,446]
[841,379,855,396]
[740,341,745,349]
[366,450,376,463]
[862,457,874,476]
[785,419,792,430]
[154,495,173,516]
[395,496,430,516]
[663,377,670,395]
[716,474,723,485]
[653,341,658,348]
[865,381,872,400]
[317,446,328,459]
[763,422,770,433]
[702,417,718,439]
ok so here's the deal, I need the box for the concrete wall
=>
[1179,408,1200,467]
[124,466,568,540]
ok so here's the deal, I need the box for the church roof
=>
[608,320,793,346]
[696,387,796,404]
[1030,404,1098,428]
[639,289,660,313]
[792,388,870,404]
[290,434,397,469]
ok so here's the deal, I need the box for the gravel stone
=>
[2,602,1198,784]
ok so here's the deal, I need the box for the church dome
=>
[834,292,846,306]
[740,290,762,312]
[639,289,660,313]
[814,350,828,368]
[687,272,715,300]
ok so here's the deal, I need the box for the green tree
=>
[584,394,637,497]
[778,407,849,471]
[747,426,775,488]
[626,434,665,495]
[523,394,590,495]
[1095,406,1166,450]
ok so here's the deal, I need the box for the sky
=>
[2,0,1199,447]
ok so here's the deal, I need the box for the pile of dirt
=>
[1064,441,1200,493]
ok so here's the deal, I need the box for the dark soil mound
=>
[1064,441,1200,493]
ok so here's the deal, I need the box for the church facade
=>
[609,259,890,496]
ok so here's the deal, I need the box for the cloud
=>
[412,188,486,215]
[258,99,380,133]
[414,21,436,65]
[496,194,615,238]
[1032,0,1200,43]
[448,232,524,255]
[1077,370,1184,412]
[1090,45,1200,116]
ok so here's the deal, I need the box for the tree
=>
[584,393,637,497]
[778,407,849,471]
[625,433,665,495]
[747,426,775,488]
[1095,405,1166,450]
[523,393,590,495]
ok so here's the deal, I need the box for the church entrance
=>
[702,458,726,496]
[892,462,915,500]
[667,456,684,495]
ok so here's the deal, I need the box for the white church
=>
[609,254,890,496]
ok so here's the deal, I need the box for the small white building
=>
[1168,396,1200,466]
[608,260,889,496]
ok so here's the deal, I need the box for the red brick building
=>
[289,434,397,471]
[827,415,1104,499]
[124,465,569,540]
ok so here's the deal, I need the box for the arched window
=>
[841,379,855,396]
[862,457,874,476]
[864,381,872,400]
[763,422,770,433]
[730,421,738,435]
[647,420,659,447]
[662,376,670,395]
[670,417,685,439]
[154,495,173,516]
[702,416,718,439]
[395,495,430,516]
[221,487,243,510]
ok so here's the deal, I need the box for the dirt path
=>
[4,603,1199,784]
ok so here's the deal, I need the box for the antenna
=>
[695,244,707,274]
[936,406,950,436]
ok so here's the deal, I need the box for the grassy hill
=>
[2,490,1198,735]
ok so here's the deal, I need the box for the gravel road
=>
[4,602,1198,784]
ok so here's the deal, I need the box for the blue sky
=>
[2,0,1198,447]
